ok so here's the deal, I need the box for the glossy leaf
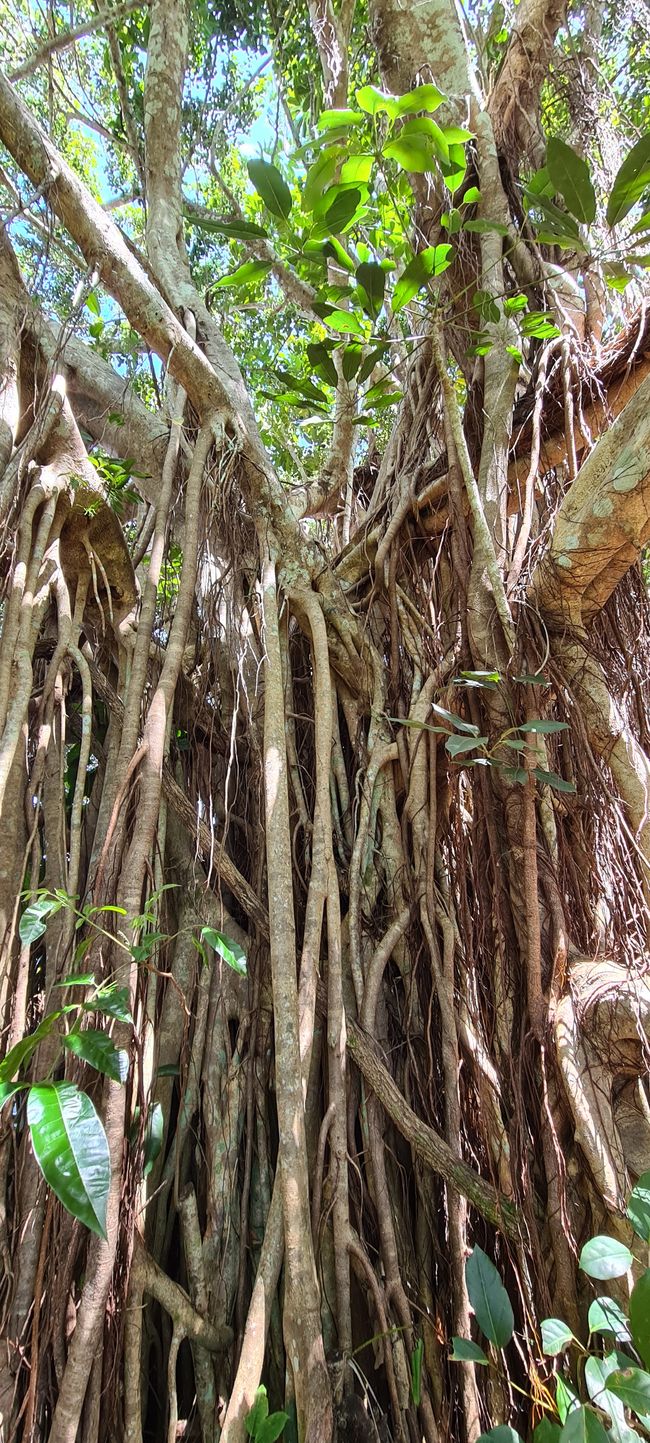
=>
[558,1405,609,1443]
[541,1318,575,1355]
[449,1337,489,1364]
[90,985,133,1024]
[302,148,344,212]
[476,1430,522,1443]
[607,135,650,227]
[392,244,452,312]
[320,186,363,233]
[201,926,247,976]
[546,138,596,224]
[518,720,569,734]
[307,343,338,387]
[466,1245,514,1348]
[247,159,293,219]
[608,1369,650,1415]
[246,1386,269,1436]
[324,309,366,335]
[355,261,385,318]
[383,135,437,173]
[317,108,364,130]
[627,1171,650,1241]
[630,1270,650,1366]
[534,1423,562,1443]
[356,85,398,118]
[579,1236,633,1280]
[588,1296,632,1342]
[532,768,576,794]
[446,734,488,757]
[395,83,445,115]
[19,895,60,945]
[191,217,269,240]
[63,1028,129,1083]
[27,1082,110,1237]
[556,1376,580,1424]
[432,703,479,735]
[342,344,364,381]
[340,153,374,185]
[211,259,272,290]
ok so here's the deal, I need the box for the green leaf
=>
[211,259,273,290]
[320,186,363,233]
[302,147,344,212]
[541,1318,576,1355]
[341,154,374,185]
[317,109,364,130]
[307,343,338,387]
[356,85,398,118]
[357,343,388,384]
[143,1101,164,1176]
[247,159,293,219]
[585,1353,639,1443]
[466,1245,514,1348]
[63,1029,129,1083]
[398,116,449,159]
[477,1431,522,1443]
[608,1369,650,1416]
[411,1338,423,1404]
[534,1422,562,1443]
[0,1010,63,1082]
[432,704,479,735]
[27,1082,110,1238]
[200,927,247,976]
[383,135,437,173]
[579,1236,633,1280]
[392,245,452,312]
[19,896,61,945]
[446,734,488,757]
[607,135,650,227]
[342,344,364,381]
[463,217,510,235]
[588,1297,631,1343]
[532,768,576,794]
[90,985,133,1024]
[272,370,329,405]
[558,1405,609,1443]
[0,1082,25,1108]
[195,217,269,240]
[630,1271,650,1367]
[246,1386,270,1437]
[257,1415,289,1443]
[395,83,445,115]
[56,973,96,988]
[323,237,355,271]
[556,1376,580,1424]
[518,720,569,734]
[449,1337,489,1364]
[324,310,367,336]
[546,138,596,224]
[86,291,101,316]
[521,312,562,339]
[628,1172,650,1242]
[356,261,385,318]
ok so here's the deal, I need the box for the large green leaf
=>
[19,895,61,945]
[0,1010,62,1082]
[383,135,437,173]
[302,148,344,212]
[477,1430,522,1443]
[584,1353,639,1443]
[392,245,452,312]
[211,259,273,290]
[320,185,363,233]
[90,984,133,1024]
[558,1405,609,1443]
[541,1318,576,1355]
[630,1270,650,1366]
[246,1386,269,1437]
[395,83,445,115]
[355,261,385,318]
[608,1369,650,1416]
[63,1028,129,1083]
[588,1296,631,1343]
[465,1246,514,1348]
[201,926,247,976]
[579,1236,633,1280]
[27,1082,110,1238]
[607,135,650,227]
[247,159,293,219]
[533,1422,562,1443]
[356,85,398,118]
[546,138,596,224]
[449,1337,489,1364]
[628,1171,650,1241]
[317,108,364,130]
[188,216,269,241]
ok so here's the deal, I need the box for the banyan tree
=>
[1,0,650,1438]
